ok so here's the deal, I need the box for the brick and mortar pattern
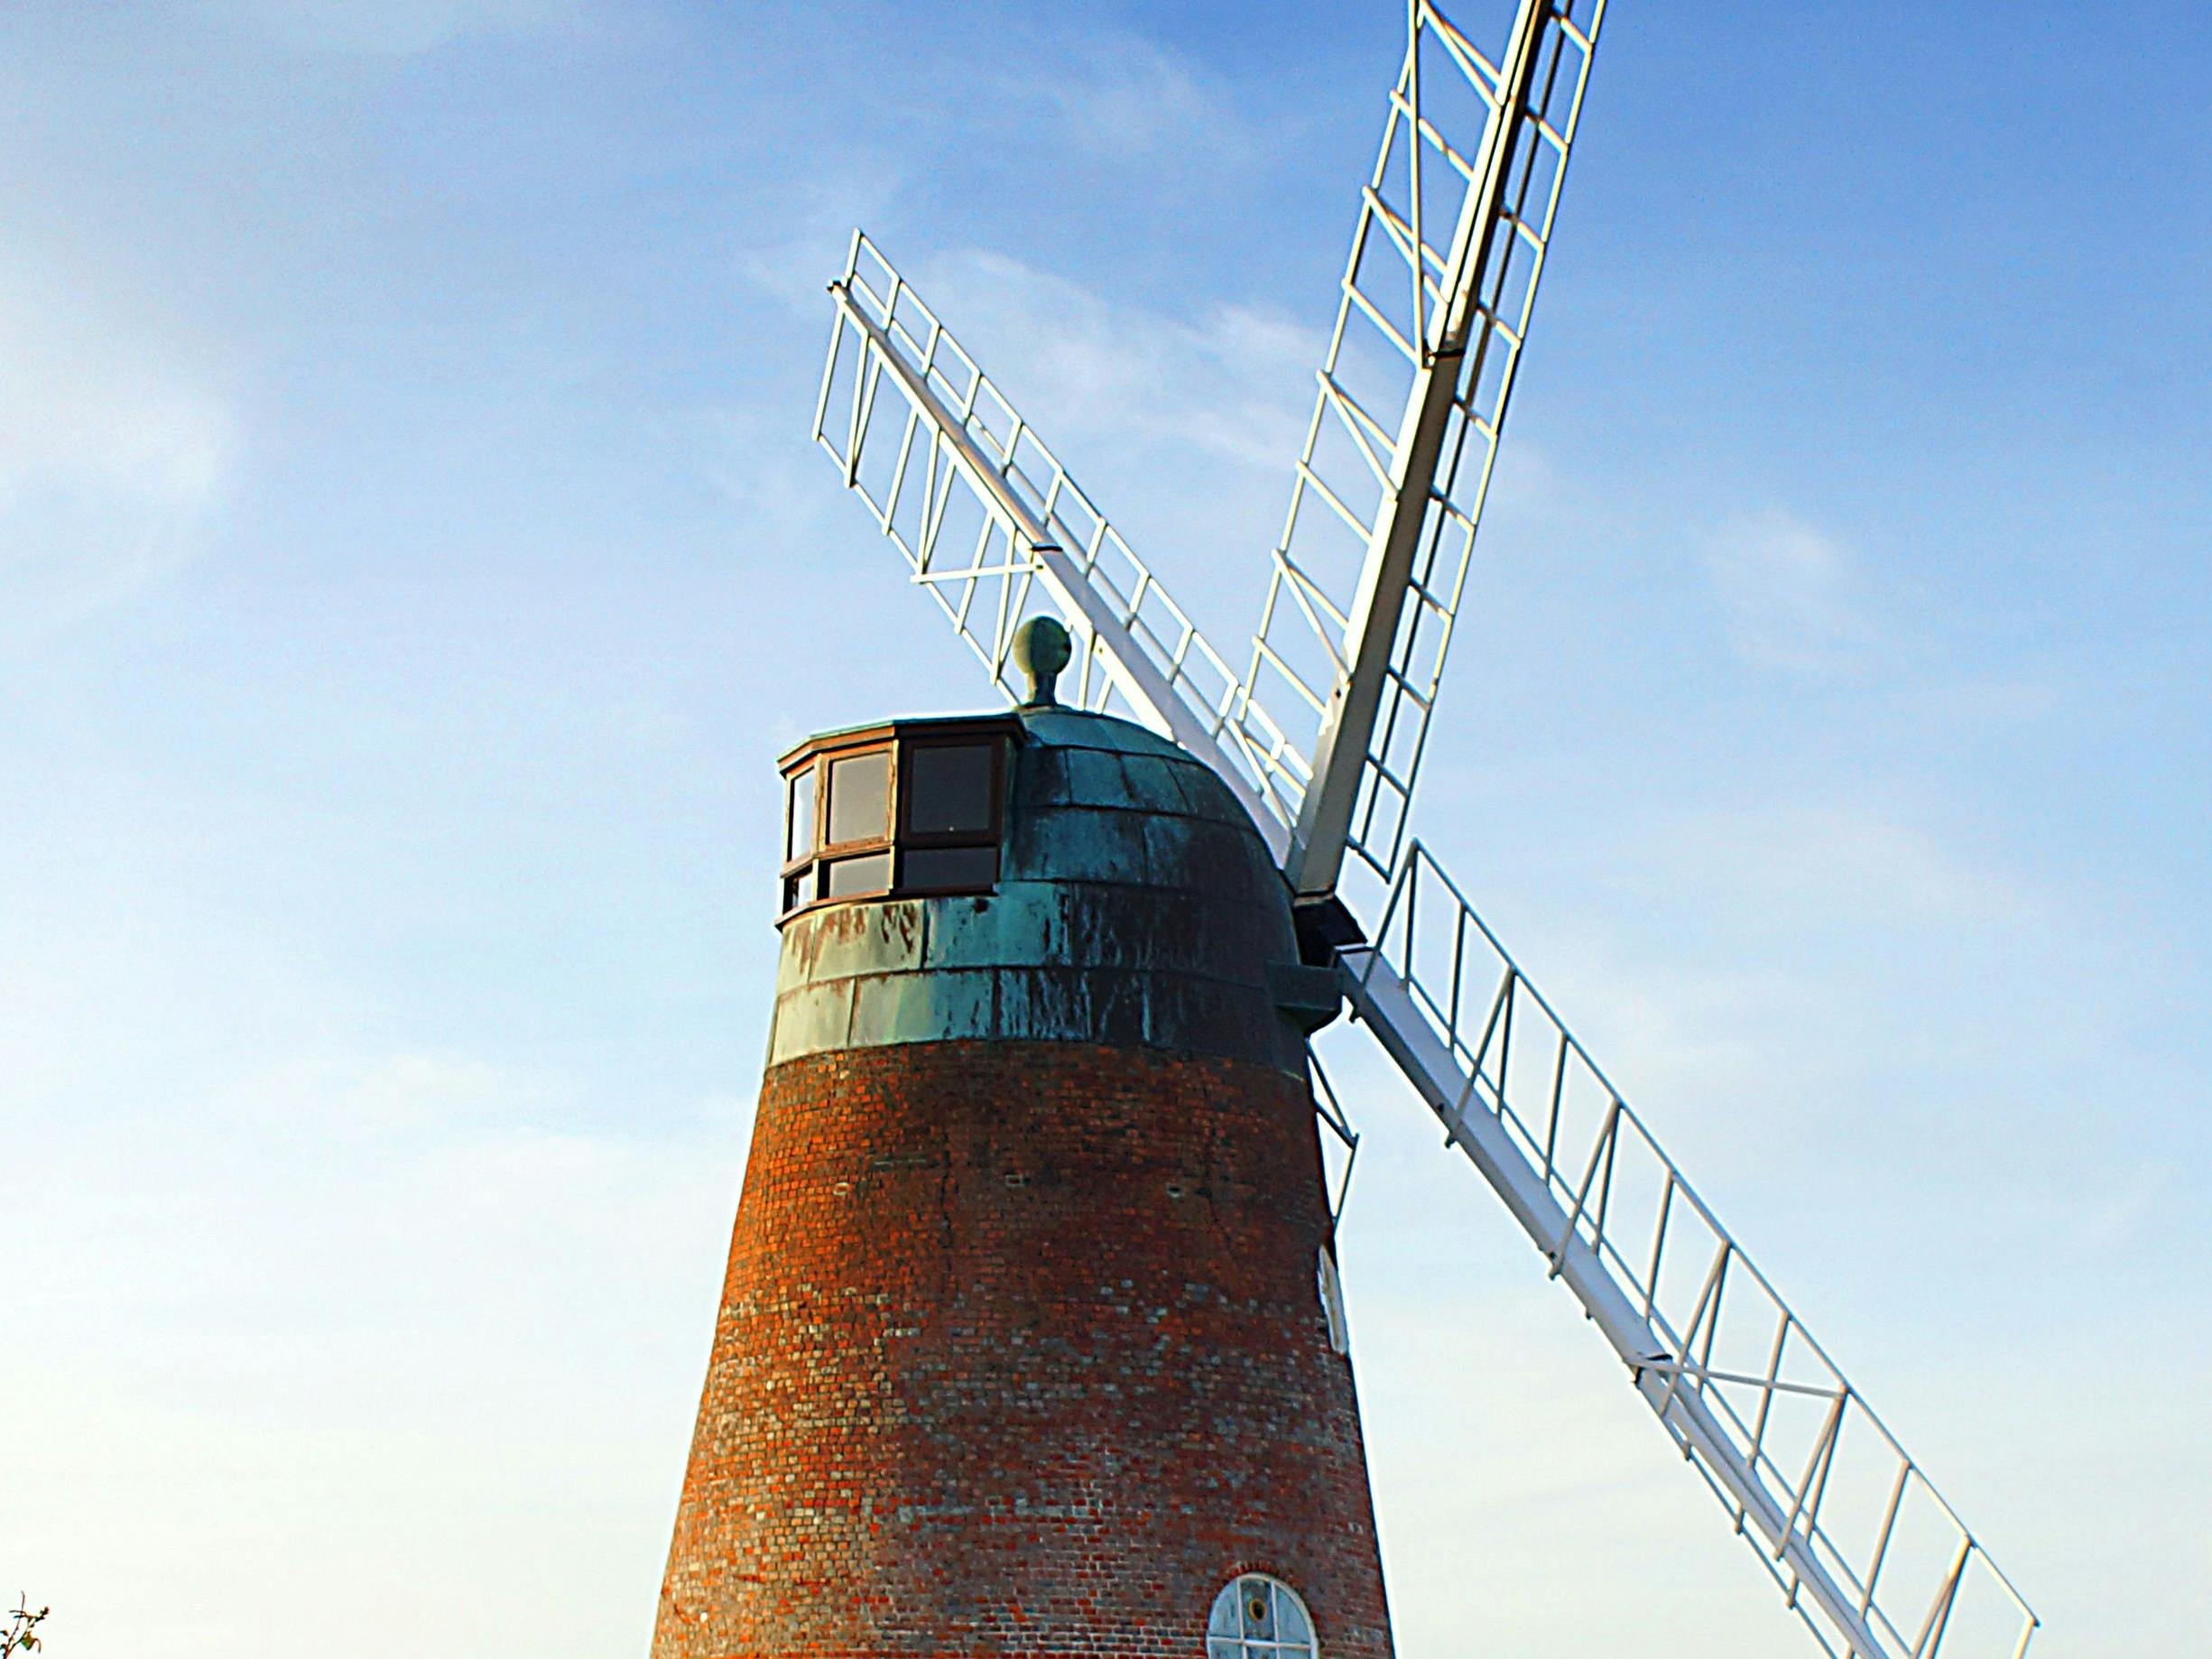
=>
[652,1036,1394,1659]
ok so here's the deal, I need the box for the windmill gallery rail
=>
[737,2,2047,1655]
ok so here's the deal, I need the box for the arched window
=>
[1208,1574,1317,1658]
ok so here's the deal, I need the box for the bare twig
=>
[2,1594,47,1655]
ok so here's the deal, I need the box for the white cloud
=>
[1651,802,2026,932]
[1350,1241,2204,1659]
[1330,978,2198,1659]
[199,0,591,57]
[2051,1154,2180,1256]
[1706,508,1877,672]
[734,174,908,319]
[1350,1245,1866,1655]
[919,247,1320,475]
[700,404,835,553]
[0,261,236,636]
[990,33,1261,165]
[0,796,740,1656]
[5,1060,737,1659]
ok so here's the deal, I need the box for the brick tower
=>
[653,626,1393,1659]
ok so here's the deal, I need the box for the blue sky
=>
[3,2,2206,1654]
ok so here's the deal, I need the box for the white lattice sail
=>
[1238,0,1605,910]
[1345,840,2041,1659]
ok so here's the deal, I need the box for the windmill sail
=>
[812,233,1292,855]
[1239,0,1604,908]
[1346,840,2040,1659]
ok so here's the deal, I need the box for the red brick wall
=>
[652,1038,1393,1659]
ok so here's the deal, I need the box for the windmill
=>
[795,3,2039,1656]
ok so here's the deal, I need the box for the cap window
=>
[780,722,1011,914]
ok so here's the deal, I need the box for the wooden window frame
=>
[778,718,1016,918]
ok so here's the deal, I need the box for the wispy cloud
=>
[771,236,1319,649]
[0,261,236,637]
[987,32,1263,165]
[1354,1286,1825,1655]
[199,0,592,57]
[0,782,739,1654]
[1705,508,1878,672]
[734,174,910,319]
[919,247,1320,475]
[9,1048,737,1656]
[1651,802,2028,932]
[2028,1154,2181,1257]
[750,230,1317,474]
[699,404,834,551]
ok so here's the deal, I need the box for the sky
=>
[2,1,2207,1654]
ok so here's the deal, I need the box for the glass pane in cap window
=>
[823,851,891,897]
[905,744,995,835]
[786,768,816,862]
[827,750,890,845]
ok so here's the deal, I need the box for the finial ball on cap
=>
[1012,615,1072,707]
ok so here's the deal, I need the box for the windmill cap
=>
[768,701,1309,1075]
[1011,616,1073,706]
